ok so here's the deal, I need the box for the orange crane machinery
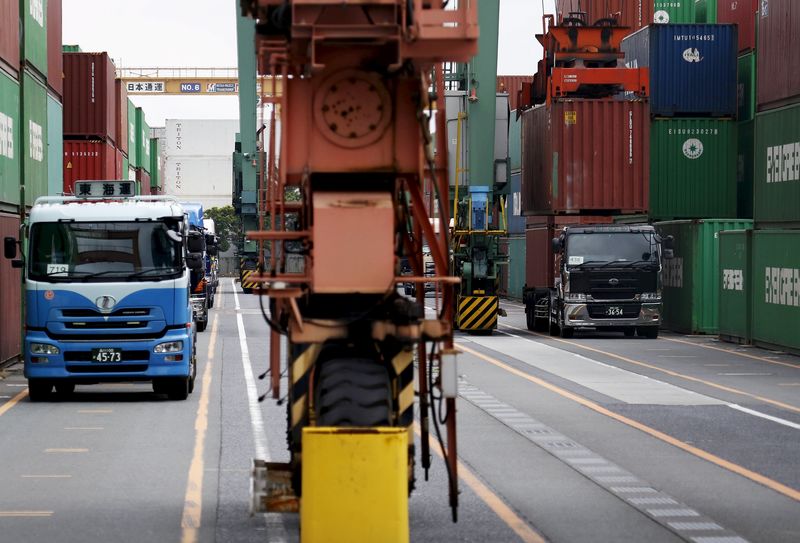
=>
[240,0,478,529]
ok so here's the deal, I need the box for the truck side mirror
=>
[186,253,204,270]
[663,235,675,259]
[551,237,561,253]
[206,245,218,256]
[187,232,206,253]
[4,237,16,259]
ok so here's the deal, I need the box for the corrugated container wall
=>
[47,0,62,97]
[114,148,123,179]
[165,119,240,158]
[150,138,161,190]
[505,236,526,300]
[62,140,117,194]
[21,0,47,78]
[753,103,800,226]
[0,71,21,206]
[0,213,21,363]
[61,44,81,53]
[135,108,150,172]
[556,0,654,32]
[718,0,757,53]
[650,118,737,220]
[694,0,717,23]
[164,157,235,210]
[136,169,150,195]
[63,53,116,143]
[115,80,128,155]
[507,172,525,235]
[121,156,129,181]
[737,120,754,219]
[737,52,756,123]
[0,0,20,77]
[718,229,752,344]
[521,100,649,216]
[509,111,521,174]
[751,230,800,355]
[47,93,63,196]
[127,100,137,168]
[621,24,738,117]
[655,219,753,335]
[654,0,695,23]
[757,0,800,111]
[22,69,48,206]
[497,76,530,112]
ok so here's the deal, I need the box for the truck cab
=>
[180,203,215,331]
[3,188,199,400]
[529,224,671,339]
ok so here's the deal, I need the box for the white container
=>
[165,119,239,158]
[164,156,232,210]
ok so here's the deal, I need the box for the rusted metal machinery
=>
[240,0,478,525]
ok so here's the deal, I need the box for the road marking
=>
[0,395,10,399]
[718,373,772,377]
[77,409,113,414]
[501,324,800,414]
[458,342,800,503]
[662,337,800,370]
[778,383,800,387]
[704,364,730,367]
[44,449,88,453]
[21,475,71,479]
[64,427,104,431]
[727,404,800,430]
[0,390,26,415]
[414,424,546,543]
[181,316,218,543]
[6,383,27,387]
[232,279,269,460]
[0,511,53,517]
[659,356,698,359]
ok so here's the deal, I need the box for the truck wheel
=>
[624,329,635,337]
[54,383,76,396]
[167,378,190,401]
[560,326,574,339]
[641,327,659,339]
[315,358,392,427]
[548,318,560,337]
[28,380,52,402]
[526,309,535,331]
[208,295,215,309]
[196,319,208,332]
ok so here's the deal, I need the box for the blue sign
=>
[180,83,201,93]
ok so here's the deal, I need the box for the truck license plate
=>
[91,348,122,363]
[605,306,624,317]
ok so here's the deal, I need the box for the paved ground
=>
[0,282,798,542]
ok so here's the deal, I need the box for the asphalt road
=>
[0,282,798,542]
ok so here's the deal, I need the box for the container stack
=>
[500,100,525,300]
[0,0,63,365]
[719,0,800,355]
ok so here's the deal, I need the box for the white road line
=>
[727,404,800,430]
[232,279,270,461]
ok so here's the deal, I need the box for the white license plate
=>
[91,348,122,363]
[605,306,624,317]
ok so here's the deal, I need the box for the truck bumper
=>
[23,328,193,382]
[563,302,661,328]
[191,296,208,323]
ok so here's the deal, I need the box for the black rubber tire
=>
[642,327,659,339]
[623,329,636,337]
[548,318,560,337]
[28,380,52,402]
[560,326,575,339]
[526,309,535,331]
[196,319,208,333]
[54,383,76,395]
[315,358,392,427]
[153,379,169,395]
[208,294,215,309]
[167,378,190,401]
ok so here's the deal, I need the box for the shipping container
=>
[753,103,800,226]
[61,45,82,53]
[47,0,62,97]
[737,120,754,219]
[164,156,233,209]
[150,138,161,191]
[497,76,531,112]
[737,52,756,123]
[654,0,695,23]
[136,107,150,173]
[655,219,753,334]
[127,166,135,182]
[718,229,752,344]
[0,0,20,77]
[521,99,649,216]
[718,0,757,53]
[650,118,737,220]
[506,236,526,301]
[0,70,21,206]
[621,24,738,117]
[127,100,138,168]
[507,172,525,235]
[115,79,128,155]
[136,168,150,195]
[751,229,800,355]
[121,155,129,181]
[164,119,243,158]
[47,93,63,196]
[555,0,654,32]
[22,69,48,205]
[509,111,521,174]
[756,0,800,111]
[115,148,123,180]
[694,0,717,23]
[63,52,116,143]
[62,140,117,194]
[21,0,48,78]
[0,212,22,364]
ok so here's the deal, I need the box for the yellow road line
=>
[0,511,53,517]
[44,448,88,453]
[663,336,800,370]
[778,383,800,387]
[458,343,800,503]
[415,425,547,543]
[503,324,800,414]
[21,475,72,479]
[181,315,218,543]
[0,390,28,417]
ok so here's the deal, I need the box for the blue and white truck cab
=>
[180,202,218,330]
[3,184,199,401]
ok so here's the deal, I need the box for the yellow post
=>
[301,428,409,543]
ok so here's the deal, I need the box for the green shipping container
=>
[0,71,21,207]
[62,45,82,53]
[754,102,800,226]
[135,107,150,173]
[694,0,717,23]
[509,112,521,174]
[737,52,755,123]
[655,219,753,334]
[654,0,695,23]
[751,229,800,355]
[737,120,754,219]
[127,100,138,169]
[122,155,129,181]
[149,138,160,189]
[21,0,48,78]
[22,70,48,206]
[650,118,737,220]
[46,93,62,197]
[506,235,525,300]
[718,230,752,344]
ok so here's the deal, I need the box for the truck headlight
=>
[640,292,661,301]
[564,293,587,303]
[30,343,60,355]
[154,341,183,354]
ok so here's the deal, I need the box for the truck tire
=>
[548,318,560,337]
[526,309,535,331]
[196,319,208,332]
[623,329,635,337]
[208,294,215,309]
[54,383,76,396]
[315,358,392,427]
[560,326,574,339]
[28,380,52,402]
[640,327,659,339]
[167,378,190,401]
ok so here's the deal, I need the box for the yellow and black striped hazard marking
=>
[457,295,499,331]
[241,269,258,290]
[289,344,322,452]
[391,349,416,488]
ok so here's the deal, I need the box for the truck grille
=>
[62,308,151,318]
[64,351,150,362]
[65,322,148,329]
[587,303,642,319]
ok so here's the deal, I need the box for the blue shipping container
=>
[507,172,525,235]
[621,24,738,117]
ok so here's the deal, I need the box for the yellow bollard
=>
[300,427,409,543]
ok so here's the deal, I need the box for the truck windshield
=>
[566,232,656,267]
[28,220,183,282]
